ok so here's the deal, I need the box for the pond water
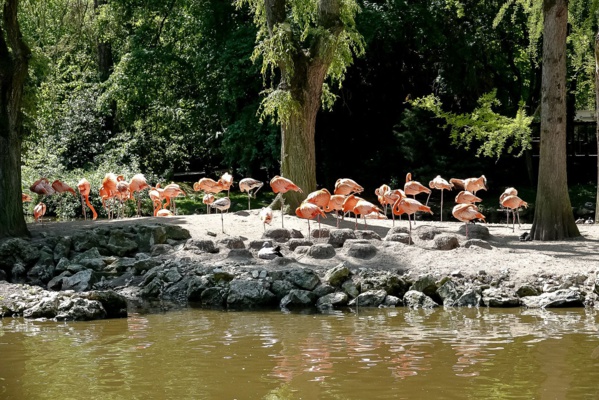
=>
[1,307,599,399]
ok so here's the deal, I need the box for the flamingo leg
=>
[281,195,285,228]
[512,209,516,232]
[336,211,339,228]
[408,215,412,244]
[425,191,431,207]
[221,209,224,233]
[81,196,87,220]
[363,215,368,229]
[308,219,311,239]
[248,194,251,211]
[440,190,444,222]
[517,209,521,227]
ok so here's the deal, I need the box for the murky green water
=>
[1,307,599,399]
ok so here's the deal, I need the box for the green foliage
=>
[410,90,533,159]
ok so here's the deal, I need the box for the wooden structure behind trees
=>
[530,0,580,240]
[0,0,30,239]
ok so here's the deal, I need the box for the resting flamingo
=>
[428,175,453,221]
[218,172,234,198]
[202,193,215,214]
[383,189,405,226]
[342,194,363,229]
[239,178,264,210]
[161,183,186,214]
[33,202,47,223]
[392,197,433,242]
[22,193,32,203]
[270,175,303,228]
[375,184,391,215]
[30,178,55,209]
[129,174,150,217]
[464,175,487,195]
[334,178,363,196]
[305,188,331,233]
[149,188,162,216]
[156,209,174,217]
[452,203,486,238]
[353,199,382,229]
[499,187,518,226]
[210,197,231,233]
[324,194,346,227]
[501,194,528,232]
[404,172,432,206]
[77,178,97,220]
[259,207,273,231]
[295,201,326,239]
[455,191,482,205]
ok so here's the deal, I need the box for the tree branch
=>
[265,0,286,35]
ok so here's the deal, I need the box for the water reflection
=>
[1,308,599,399]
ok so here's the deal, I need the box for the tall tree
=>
[530,0,580,240]
[0,0,30,239]
[238,0,363,210]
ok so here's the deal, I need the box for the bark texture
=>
[595,31,599,224]
[530,0,580,240]
[0,0,30,239]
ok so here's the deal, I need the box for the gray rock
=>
[56,297,106,321]
[0,269,6,282]
[62,270,100,292]
[414,226,441,240]
[411,274,437,297]
[53,237,72,261]
[286,268,321,290]
[347,243,377,259]
[403,290,439,309]
[316,292,349,309]
[212,269,235,282]
[521,289,585,308]
[456,289,482,307]
[227,280,276,308]
[71,231,107,252]
[249,239,273,250]
[289,229,304,239]
[324,263,352,286]
[23,294,61,318]
[516,284,541,297]
[164,267,182,283]
[106,230,139,257]
[107,257,136,273]
[312,284,336,297]
[217,236,246,249]
[47,271,71,291]
[135,225,168,252]
[187,276,213,302]
[311,228,330,239]
[227,249,254,259]
[140,277,163,298]
[464,239,493,250]
[10,263,27,283]
[0,238,40,268]
[355,230,382,241]
[294,246,310,255]
[132,258,162,274]
[271,280,296,299]
[81,290,128,318]
[201,287,228,307]
[185,239,219,254]
[328,229,357,248]
[27,251,55,284]
[151,244,173,256]
[436,280,460,307]
[262,228,292,243]
[482,288,520,307]
[457,224,490,239]
[280,289,317,308]
[287,239,314,251]
[386,226,409,236]
[383,295,401,307]
[348,290,387,307]
[384,233,412,244]
[432,235,460,250]
[342,280,359,298]
[163,225,192,241]
[307,244,336,259]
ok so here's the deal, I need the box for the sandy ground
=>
[27,211,599,286]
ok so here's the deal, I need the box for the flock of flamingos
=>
[23,172,529,239]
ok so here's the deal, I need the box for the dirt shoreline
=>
[26,211,599,289]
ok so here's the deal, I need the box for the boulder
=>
[186,276,213,302]
[342,280,360,298]
[386,226,409,236]
[521,289,585,308]
[324,263,352,286]
[457,224,490,239]
[456,289,482,307]
[287,239,314,251]
[201,287,229,308]
[411,274,437,297]
[464,239,493,250]
[23,293,60,318]
[316,292,349,310]
[56,297,106,321]
[217,236,246,249]
[348,290,387,307]
[346,243,377,259]
[140,277,163,298]
[47,271,71,291]
[307,244,336,259]
[270,280,297,299]
[262,228,292,243]
[151,244,173,256]
[482,288,520,307]
[249,239,273,250]
[27,251,55,284]
[355,230,382,241]
[328,229,357,248]
[432,235,460,250]
[71,231,107,252]
[135,225,168,252]
[286,268,321,290]
[436,280,460,307]
[10,263,27,283]
[106,230,139,257]
[227,249,254,259]
[53,237,72,261]
[81,290,128,318]
[312,284,336,297]
[227,280,276,308]
[311,228,330,239]
[516,284,541,298]
[280,289,317,309]
[403,290,439,309]
[184,239,219,254]
[163,225,192,241]
[384,233,412,244]
[414,226,441,240]
[62,270,100,292]
[383,295,402,307]
[0,238,40,267]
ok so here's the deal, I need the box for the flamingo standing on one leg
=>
[334,178,364,196]
[194,178,226,214]
[295,201,326,239]
[455,191,482,205]
[77,178,97,220]
[501,194,528,232]
[428,175,453,222]
[404,172,432,205]
[499,187,519,226]
[33,202,47,223]
[129,174,150,217]
[353,199,383,230]
[464,175,488,195]
[342,194,364,230]
[452,203,486,238]
[392,197,433,242]
[270,176,303,228]
[239,178,264,211]
[202,193,215,214]
[210,197,231,233]
[305,188,331,235]
[259,206,273,231]
[375,184,391,215]
[218,172,234,199]
[324,194,346,227]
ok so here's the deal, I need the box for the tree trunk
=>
[0,0,30,239]
[94,0,116,134]
[595,31,599,224]
[530,0,580,240]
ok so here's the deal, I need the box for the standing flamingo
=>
[77,178,97,220]
[334,178,363,195]
[295,202,326,239]
[149,187,163,216]
[116,180,131,218]
[353,199,382,229]
[218,172,234,198]
[501,194,528,232]
[404,172,432,206]
[392,197,433,241]
[33,202,47,223]
[305,188,331,233]
[455,191,482,204]
[161,183,186,214]
[270,176,303,228]
[210,197,231,233]
[382,189,405,226]
[375,184,391,215]
[324,194,346,227]
[452,203,486,238]
[194,178,226,214]
[22,193,32,203]
[129,174,150,217]
[259,207,273,231]
[342,194,363,229]
[499,187,519,226]
[239,178,264,210]
[202,193,216,214]
[464,175,488,195]
[428,175,453,221]
[30,178,55,209]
